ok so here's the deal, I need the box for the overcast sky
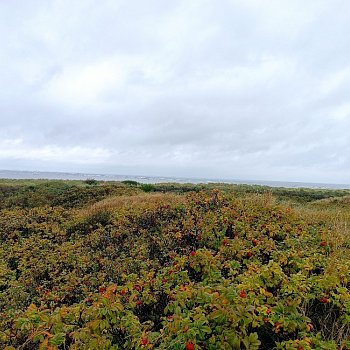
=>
[1,0,350,183]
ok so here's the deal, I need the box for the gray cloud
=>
[0,0,350,183]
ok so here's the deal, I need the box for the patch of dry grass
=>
[80,192,184,218]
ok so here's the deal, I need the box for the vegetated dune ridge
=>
[0,180,350,350]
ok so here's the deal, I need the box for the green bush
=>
[122,180,140,186]
[84,178,98,185]
[140,183,156,192]
[0,182,350,349]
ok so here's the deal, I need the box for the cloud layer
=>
[1,0,350,183]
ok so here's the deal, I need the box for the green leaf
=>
[49,332,66,346]
[242,333,261,350]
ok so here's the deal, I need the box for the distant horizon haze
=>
[1,169,350,190]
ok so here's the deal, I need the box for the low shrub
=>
[0,183,349,349]
[122,180,140,186]
[140,184,156,193]
[84,178,99,185]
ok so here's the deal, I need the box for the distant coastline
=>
[1,169,349,190]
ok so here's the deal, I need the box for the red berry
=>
[239,290,246,298]
[140,337,148,346]
[98,287,106,294]
[246,251,253,258]
[222,239,229,246]
[120,289,126,296]
[252,239,258,246]
[134,284,142,292]
[190,251,196,257]
[320,241,327,247]
[185,342,195,350]
[266,308,271,315]
[320,297,329,303]
[136,300,142,305]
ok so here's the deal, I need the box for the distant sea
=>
[0,169,349,189]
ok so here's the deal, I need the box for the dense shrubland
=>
[0,180,350,349]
